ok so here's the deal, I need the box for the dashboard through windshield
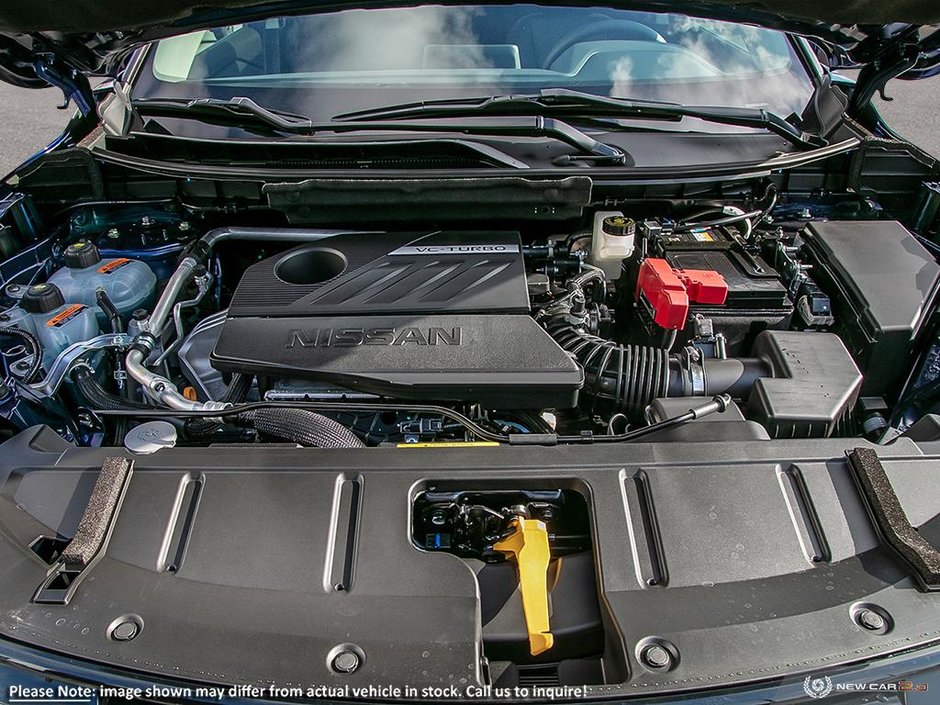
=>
[134,5,816,124]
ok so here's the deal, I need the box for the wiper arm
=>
[335,88,826,150]
[132,96,314,133]
[545,89,827,150]
[132,96,625,164]
[322,116,627,165]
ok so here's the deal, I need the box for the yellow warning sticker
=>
[396,441,500,448]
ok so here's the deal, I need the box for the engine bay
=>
[4,163,940,690]
[0,183,938,449]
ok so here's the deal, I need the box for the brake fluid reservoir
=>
[48,240,157,326]
[19,283,100,370]
[586,212,635,281]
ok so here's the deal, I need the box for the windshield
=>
[134,5,815,122]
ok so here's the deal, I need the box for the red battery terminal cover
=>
[636,258,729,330]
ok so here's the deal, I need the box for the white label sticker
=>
[389,244,519,256]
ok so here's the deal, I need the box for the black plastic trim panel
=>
[2,427,940,697]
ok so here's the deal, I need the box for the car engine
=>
[212,230,583,408]
[0,188,938,449]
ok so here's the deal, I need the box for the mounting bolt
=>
[858,608,886,631]
[331,650,361,674]
[640,644,671,669]
[108,616,142,642]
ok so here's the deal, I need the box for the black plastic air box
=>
[746,330,862,438]
[801,221,940,398]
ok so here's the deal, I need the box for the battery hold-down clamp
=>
[636,257,729,330]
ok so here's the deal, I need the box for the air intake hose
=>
[548,321,769,415]
[549,322,670,414]
[239,408,365,448]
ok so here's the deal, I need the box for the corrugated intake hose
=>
[0,326,43,383]
[548,320,772,415]
[239,408,366,448]
[549,321,670,415]
[72,367,152,411]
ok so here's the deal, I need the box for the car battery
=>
[635,258,729,331]
[647,225,793,354]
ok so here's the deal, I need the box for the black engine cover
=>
[212,231,582,408]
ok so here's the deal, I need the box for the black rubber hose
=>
[549,321,670,415]
[185,373,254,438]
[95,289,123,334]
[0,326,43,383]
[696,357,769,398]
[548,322,771,414]
[72,367,152,411]
[239,408,365,448]
[222,373,252,403]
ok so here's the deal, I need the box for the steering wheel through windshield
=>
[541,19,666,69]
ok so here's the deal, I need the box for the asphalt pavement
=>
[0,75,936,176]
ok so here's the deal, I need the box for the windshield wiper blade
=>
[541,89,828,149]
[132,96,314,133]
[320,116,627,165]
[132,96,625,164]
[335,88,826,150]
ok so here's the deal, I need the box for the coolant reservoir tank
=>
[585,212,635,281]
[19,283,100,370]
[48,240,157,326]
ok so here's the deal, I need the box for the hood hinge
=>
[847,28,923,116]
[33,52,95,117]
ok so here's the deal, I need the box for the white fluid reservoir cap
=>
[124,420,178,454]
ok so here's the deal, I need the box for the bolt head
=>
[641,644,671,668]
[332,650,361,674]
[111,620,139,641]
[858,609,885,631]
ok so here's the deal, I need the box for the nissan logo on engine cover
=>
[286,327,463,347]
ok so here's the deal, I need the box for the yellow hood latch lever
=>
[493,517,554,656]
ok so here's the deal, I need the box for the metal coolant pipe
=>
[125,256,228,412]
[126,228,365,412]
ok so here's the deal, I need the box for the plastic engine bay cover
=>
[212,231,583,407]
